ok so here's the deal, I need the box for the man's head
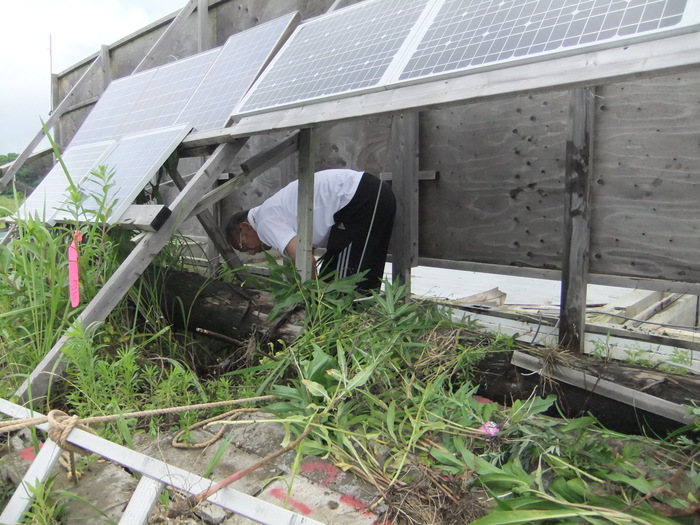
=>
[226,210,265,255]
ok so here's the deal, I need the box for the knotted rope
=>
[0,395,276,448]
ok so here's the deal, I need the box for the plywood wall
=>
[418,92,569,270]
[52,0,700,288]
[591,72,700,282]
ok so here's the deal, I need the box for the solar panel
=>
[116,49,220,137]
[70,70,156,147]
[397,0,695,83]
[234,0,431,115]
[53,125,191,224]
[176,12,300,132]
[16,141,117,223]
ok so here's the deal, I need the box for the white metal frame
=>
[0,399,324,525]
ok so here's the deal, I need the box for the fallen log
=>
[472,348,699,435]
[138,267,302,345]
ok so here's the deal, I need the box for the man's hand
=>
[284,236,317,278]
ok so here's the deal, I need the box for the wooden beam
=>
[239,133,299,173]
[391,113,419,289]
[197,0,211,52]
[168,167,249,278]
[0,56,103,190]
[0,399,325,525]
[296,128,316,281]
[186,134,299,218]
[133,0,197,74]
[51,74,62,148]
[14,140,247,405]
[559,88,595,353]
[109,204,171,232]
[512,351,694,424]
[181,31,700,149]
[0,147,53,177]
[100,45,112,88]
[119,477,164,525]
[380,170,437,181]
[0,438,62,523]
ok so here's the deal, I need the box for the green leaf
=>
[301,379,331,402]
[604,472,659,494]
[430,448,465,469]
[469,509,600,524]
[386,400,397,442]
[346,363,377,391]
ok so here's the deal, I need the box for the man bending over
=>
[226,169,395,292]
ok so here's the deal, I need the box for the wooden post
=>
[133,0,198,74]
[197,0,211,52]
[391,113,420,292]
[50,73,62,150]
[297,128,316,281]
[167,167,249,280]
[100,45,112,88]
[559,88,595,353]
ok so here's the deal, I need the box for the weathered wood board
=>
[590,70,700,282]
[418,92,569,269]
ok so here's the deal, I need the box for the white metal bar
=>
[119,476,165,525]
[0,399,324,525]
[0,440,62,525]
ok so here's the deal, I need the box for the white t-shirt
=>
[248,169,363,255]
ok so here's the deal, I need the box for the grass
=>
[0,164,698,523]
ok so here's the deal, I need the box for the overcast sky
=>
[0,0,180,155]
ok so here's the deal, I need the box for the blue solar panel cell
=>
[236,0,431,114]
[17,141,116,223]
[398,0,690,82]
[177,13,300,132]
[116,49,220,137]
[70,71,156,147]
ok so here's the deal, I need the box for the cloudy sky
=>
[0,0,180,155]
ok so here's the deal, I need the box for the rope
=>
[0,395,276,450]
[171,407,258,449]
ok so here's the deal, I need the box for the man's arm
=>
[284,236,317,278]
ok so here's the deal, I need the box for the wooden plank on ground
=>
[14,141,247,405]
[512,351,694,424]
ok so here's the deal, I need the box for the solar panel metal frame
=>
[384,0,700,88]
[69,70,157,147]
[233,0,433,117]
[51,125,191,225]
[232,0,700,119]
[116,49,220,137]
[176,12,301,132]
[16,141,117,224]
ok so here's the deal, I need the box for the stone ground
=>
[2,412,384,524]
